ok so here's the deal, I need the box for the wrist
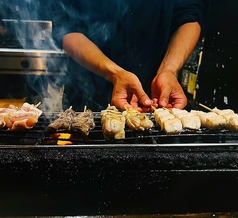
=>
[106,67,129,85]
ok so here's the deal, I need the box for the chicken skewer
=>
[0,102,43,131]
[153,108,183,134]
[122,108,153,131]
[170,108,201,130]
[101,105,126,140]
[198,103,237,130]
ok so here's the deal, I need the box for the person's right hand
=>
[151,70,187,109]
[110,71,156,112]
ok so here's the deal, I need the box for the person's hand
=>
[151,71,187,109]
[111,71,157,112]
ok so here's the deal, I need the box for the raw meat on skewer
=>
[1,102,43,131]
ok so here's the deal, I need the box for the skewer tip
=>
[83,105,87,112]
[35,102,41,108]
[151,105,156,112]
[199,103,212,111]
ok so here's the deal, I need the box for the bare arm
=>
[152,22,201,109]
[63,33,153,111]
[63,33,122,81]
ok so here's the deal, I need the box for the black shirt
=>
[51,0,206,111]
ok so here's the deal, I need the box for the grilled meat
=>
[171,108,201,130]
[205,114,227,130]
[163,118,183,135]
[227,116,238,132]
[153,108,171,128]
[179,114,201,130]
[122,108,153,131]
[101,105,125,140]
[154,107,201,133]
[212,107,235,116]
[153,108,182,134]
[47,106,95,136]
[72,109,95,136]
[47,107,76,131]
[157,113,175,130]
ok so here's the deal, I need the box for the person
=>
[51,0,207,112]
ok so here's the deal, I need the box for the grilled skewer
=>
[122,108,153,131]
[72,106,95,136]
[47,106,96,136]
[47,106,75,131]
[101,105,126,140]
[199,103,238,130]
[153,108,183,134]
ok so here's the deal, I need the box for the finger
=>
[158,91,170,108]
[132,89,152,107]
[171,97,188,109]
[152,98,158,104]
[111,99,132,111]
[130,106,151,113]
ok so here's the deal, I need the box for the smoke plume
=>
[0,0,128,112]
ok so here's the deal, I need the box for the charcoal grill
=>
[2,112,238,146]
[1,112,238,217]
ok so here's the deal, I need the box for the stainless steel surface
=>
[0,19,52,49]
[0,48,68,75]
[0,19,68,75]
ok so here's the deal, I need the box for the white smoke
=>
[1,0,129,112]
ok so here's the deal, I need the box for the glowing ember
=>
[53,133,73,145]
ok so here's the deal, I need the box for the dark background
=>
[196,0,238,111]
[0,0,238,112]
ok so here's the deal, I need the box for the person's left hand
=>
[111,70,157,112]
[151,71,187,109]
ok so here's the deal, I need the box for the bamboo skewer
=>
[35,102,42,108]
[151,105,156,112]
[83,105,87,112]
[199,103,212,112]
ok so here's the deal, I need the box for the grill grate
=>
[1,112,238,146]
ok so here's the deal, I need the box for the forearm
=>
[63,32,153,111]
[62,32,124,83]
[157,22,201,76]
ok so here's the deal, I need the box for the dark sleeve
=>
[172,0,209,36]
[51,0,87,49]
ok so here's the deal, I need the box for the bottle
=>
[187,63,198,96]
[180,64,190,90]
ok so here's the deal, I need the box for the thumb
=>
[134,88,152,107]
[158,90,170,108]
